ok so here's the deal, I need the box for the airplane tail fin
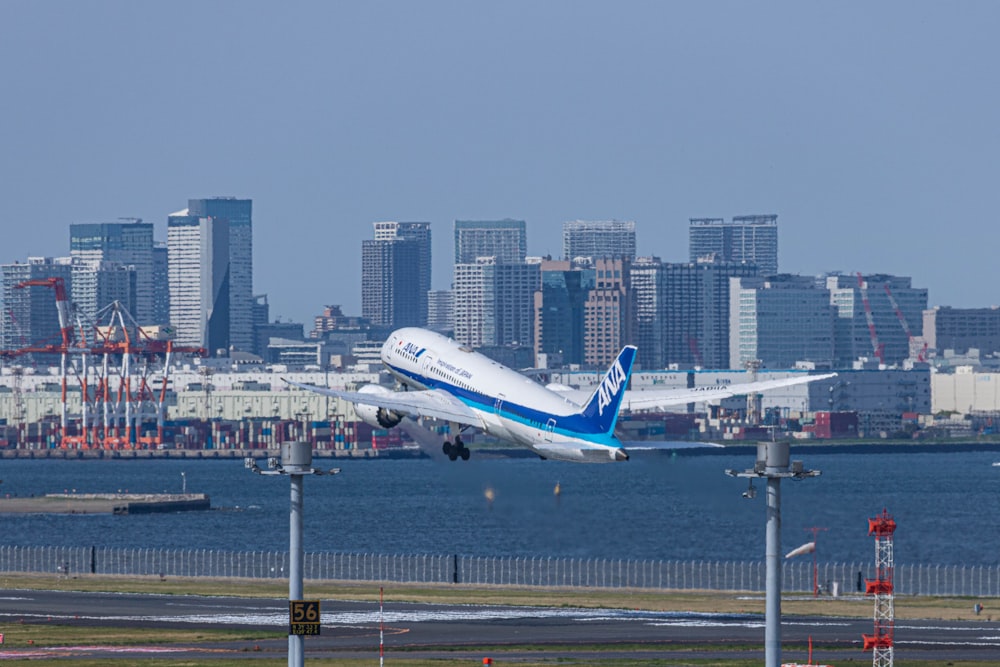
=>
[580,345,637,434]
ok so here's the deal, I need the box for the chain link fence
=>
[1,545,997,597]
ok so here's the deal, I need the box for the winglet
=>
[580,345,638,434]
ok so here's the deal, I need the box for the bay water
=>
[1,447,998,566]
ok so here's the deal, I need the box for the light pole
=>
[246,442,340,667]
[726,441,820,667]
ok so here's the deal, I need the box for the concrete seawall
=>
[0,493,211,515]
[0,447,422,461]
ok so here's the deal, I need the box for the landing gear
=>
[442,436,470,461]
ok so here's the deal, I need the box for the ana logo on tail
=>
[597,359,629,416]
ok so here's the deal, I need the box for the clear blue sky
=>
[2,1,997,324]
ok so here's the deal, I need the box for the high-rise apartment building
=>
[454,219,526,264]
[187,198,253,352]
[69,259,137,325]
[661,259,757,368]
[729,275,835,369]
[629,257,666,369]
[426,290,454,335]
[453,258,539,348]
[69,221,154,323]
[583,258,633,369]
[361,238,423,329]
[452,219,532,349]
[167,212,230,353]
[689,215,778,277]
[365,222,431,327]
[1,257,74,362]
[562,220,636,262]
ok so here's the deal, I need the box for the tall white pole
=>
[765,475,781,667]
[289,471,303,667]
[726,441,820,667]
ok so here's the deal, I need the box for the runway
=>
[0,588,998,662]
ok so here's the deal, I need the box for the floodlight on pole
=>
[726,441,820,667]
[246,442,340,667]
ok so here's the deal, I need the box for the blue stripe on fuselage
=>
[384,362,621,447]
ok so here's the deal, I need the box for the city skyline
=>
[2,2,998,325]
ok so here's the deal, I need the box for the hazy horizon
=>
[2,1,997,324]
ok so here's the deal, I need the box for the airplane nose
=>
[614,448,629,462]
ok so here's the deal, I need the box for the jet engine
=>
[353,384,405,429]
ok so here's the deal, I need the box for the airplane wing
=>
[284,380,484,429]
[621,372,838,413]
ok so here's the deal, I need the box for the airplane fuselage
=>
[380,328,627,461]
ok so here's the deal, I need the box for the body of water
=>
[1,447,998,566]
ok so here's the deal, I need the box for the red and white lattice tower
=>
[862,508,896,667]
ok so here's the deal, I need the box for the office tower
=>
[453,258,539,348]
[583,258,633,369]
[426,290,454,335]
[562,220,636,262]
[69,259,137,325]
[187,198,253,352]
[923,306,1000,356]
[651,258,759,369]
[69,220,154,322]
[361,228,425,329]
[1,257,74,362]
[689,214,778,277]
[533,260,594,367]
[827,273,928,366]
[167,212,230,353]
[370,222,431,326]
[454,219,527,264]
[151,242,170,326]
[729,275,835,369]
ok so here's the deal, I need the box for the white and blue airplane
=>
[286,327,836,463]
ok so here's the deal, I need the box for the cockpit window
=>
[458,345,473,353]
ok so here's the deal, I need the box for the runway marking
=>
[0,606,766,627]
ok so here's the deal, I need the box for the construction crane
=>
[856,273,885,365]
[882,283,927,362]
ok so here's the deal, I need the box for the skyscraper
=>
[1,257,74,362]
[729,275,835,369]
[583,258,632,368]
[454,219,526,264]
[361,235,424,329]
[562,220,636,262]
[69,220,154,322]
[533,260,594,367]
[629,257,666,369]
[826,273,927,366]
[689,215,778,277]
[367,222,432,327]
[453,258,539,348]
[426,290,454,335]
[69,259,137,325]
[662,258,758,369]
[187,198,253,352]
[452,219,533,349]
[167,212,230,353]
[151,242,170,326]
